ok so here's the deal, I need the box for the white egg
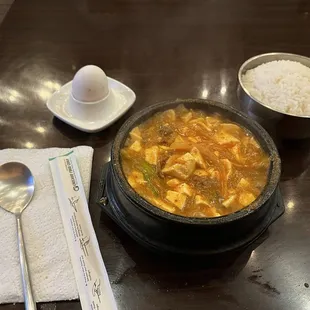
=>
[71,65,109,102]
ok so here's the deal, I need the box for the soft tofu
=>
[231,145,242,162]
[163,109,176,121]
[210,170,220,180]
[239,192,256,206]
[189,118,211,131]
[215,131,240,145]
[191,147,206,168]
[178,152,196,165]
[177,153,196,176]
[174,135,185,143]
[162,164,191,180]
[194,195,220,217]
[165,154,180,168]
[181,112,193,123]
[162,153,196,180]
[237,178,251,189]
[129,127,142,141]
[145,146,159,165]
[210,210,221,217]
[206,116,220,126]
[208,207,221,217]
[222,195,236,208]
[159,145,171,151]
[208,167,220,180]
[194,195,211,208]
[220,123,241,135]
[127,171,145,188]
[194,169,209,177]
[188,137,198,143]
[166,178,181,187]
[152,198,175,213]
[166,190,187,210]
[129,140,142,152]
[177,183,193,196]
[189,117,204,124]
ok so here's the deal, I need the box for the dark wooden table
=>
[1,0,310,309]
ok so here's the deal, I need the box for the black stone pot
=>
[98,99,284,256]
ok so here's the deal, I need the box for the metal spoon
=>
[0,162,37,310]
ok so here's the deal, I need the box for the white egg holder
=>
[47,77,136,133]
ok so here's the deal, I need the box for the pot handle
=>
[97,161,111,207]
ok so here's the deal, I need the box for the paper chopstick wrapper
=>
[49,150,117,310]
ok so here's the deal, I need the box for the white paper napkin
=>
[0,146,94,304]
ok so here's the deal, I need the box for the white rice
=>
[242,60,310,116]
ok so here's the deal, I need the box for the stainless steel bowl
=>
[238,52,310,140]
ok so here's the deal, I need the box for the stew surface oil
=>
[121,105,270,218]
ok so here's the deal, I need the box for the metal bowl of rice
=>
[238,52,310,139]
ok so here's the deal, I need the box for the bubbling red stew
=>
[121,105,270,218]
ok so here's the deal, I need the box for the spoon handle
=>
[16,215,37,310]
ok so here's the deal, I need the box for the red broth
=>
[121,105,270,218]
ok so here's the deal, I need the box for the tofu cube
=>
[177,152,196,165]
[222,195,236,208]
[129,140,142,152]
[188,137,198,143]
[231,145,242,162]
[189,118,211,131]
[166,178,181,187]
[162,164,190,180]
[239,192,256,206]
[194,195,211,208]
[129,127,142,141]
[194,169,209,177]
[127,171,145,188]
[191,147,206,169]
[189,117,204,124]
[174,135,185,143]
[220,123,241,135]
[152,198,175,213]
[194,195,220,217]
[145,146,159,165]
[215,131,240,145]
[159,145,171,151]
[166,190,187,210]
[162,153,196,180]
[163,109,176,121]
[177,183,193,197]
[206,116,220,126]
[165,155,180,168]
[210,210,221,217]
[237,178,251,189]
[208,168,220,180]
[181,112,193,123]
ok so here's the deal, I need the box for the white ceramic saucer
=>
[47,77,136,133]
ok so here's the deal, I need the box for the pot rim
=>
[111,99,281,225]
